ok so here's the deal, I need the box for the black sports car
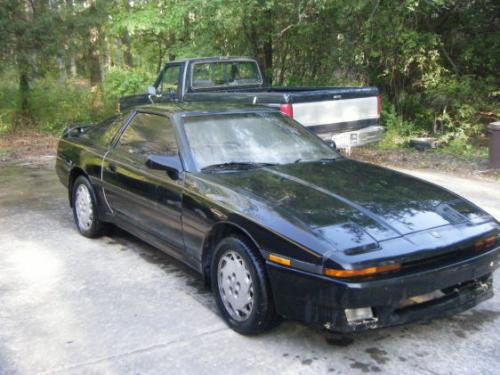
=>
[56,102,500,334]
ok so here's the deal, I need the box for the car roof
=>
[133,102,278,117]
[167,56,257,64]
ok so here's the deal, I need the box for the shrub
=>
[0,74,18,134]
[30,77,98,132]
[103,67,154,101]
[0,67,154,134]
[379,98,422,149]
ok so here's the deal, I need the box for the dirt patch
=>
[0,131,57,163]
[350,146,500,181]
[1,132,499,182]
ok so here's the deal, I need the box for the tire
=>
[211,235,279,334]
[71,175,106,238]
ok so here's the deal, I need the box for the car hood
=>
[201,159,493,251]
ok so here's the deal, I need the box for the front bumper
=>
[267,246,500,332]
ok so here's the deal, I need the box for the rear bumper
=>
[325,125,384,148]
[267,246,500,332]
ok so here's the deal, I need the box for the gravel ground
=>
[350,146,500,181]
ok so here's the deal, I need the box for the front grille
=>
[401,240,497,274]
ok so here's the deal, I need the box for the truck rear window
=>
[191,61,262,89]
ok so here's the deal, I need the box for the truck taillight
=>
[280,103,293,118]
[377,95,382,115]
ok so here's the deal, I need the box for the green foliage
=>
[0,72,116,134]
[32,79,102,132]
[0,0,498,157]
[0,74,17,133]
[26,77,111,133]
[379,100,421,149]
[103,67,154,100]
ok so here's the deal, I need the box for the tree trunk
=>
[121,0,133,67]
[122,30,134,67]
[88,51,102,86]
[157,42,163,73]
[278,39,289,85]
[87,25,102,86]
[14,53,33,130]
[102,36,111,72]
[261,38,273,85]
[68,54,77,77]
[247,7,274,85]
[57,55,67,82]
[18,67,30,115]
[13,0,33,129]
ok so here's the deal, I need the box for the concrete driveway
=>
[1,158,499,375]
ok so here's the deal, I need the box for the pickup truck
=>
[119,56,383,149]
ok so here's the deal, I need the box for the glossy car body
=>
[56,102,500,332]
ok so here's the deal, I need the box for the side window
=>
[116,113,178,164]
[159,65,181,95]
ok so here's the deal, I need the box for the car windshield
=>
[191,61,262,89]
[183,112,339,170]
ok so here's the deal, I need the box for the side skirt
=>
[107,213,203,274]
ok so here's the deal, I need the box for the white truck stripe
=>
[293,96,379,127]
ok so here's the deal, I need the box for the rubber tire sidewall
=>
[211,236,277,335]
[71,175,104,238]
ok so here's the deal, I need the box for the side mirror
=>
[146,154,182,180]
[328,140,337,150]
[147,86,157,96]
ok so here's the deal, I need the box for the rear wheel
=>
[211,236,279,334]
[72,175,105,238]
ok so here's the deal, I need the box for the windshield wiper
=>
[201,161,275,172]
[293,157,337,164]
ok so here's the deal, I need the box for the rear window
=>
[85,114,127,148]
[191,61,262,89]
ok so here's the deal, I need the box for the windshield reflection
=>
[183,112,338,170]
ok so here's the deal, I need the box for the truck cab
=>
[119,56,383,150]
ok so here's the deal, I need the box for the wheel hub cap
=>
[75,184,93,231]
[218,250,254,321]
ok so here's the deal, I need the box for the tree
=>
[0,0,497,139]
[0,0,63,127]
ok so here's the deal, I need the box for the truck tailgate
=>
[293,96,379,132]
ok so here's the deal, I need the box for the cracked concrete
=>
[1,158,499,374]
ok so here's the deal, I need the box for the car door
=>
[101,111,184,250]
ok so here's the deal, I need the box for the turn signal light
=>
[377,95,382,115]
[268,254,292,267]
[474,236,497,251]
[323,263,400,278]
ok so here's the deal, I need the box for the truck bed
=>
[184,86,379,105]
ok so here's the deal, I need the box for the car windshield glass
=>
[191,61,262,89]
[183,112,338,170]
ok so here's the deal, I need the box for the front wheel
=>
[71,175,105,238]
[211,236,279,334]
